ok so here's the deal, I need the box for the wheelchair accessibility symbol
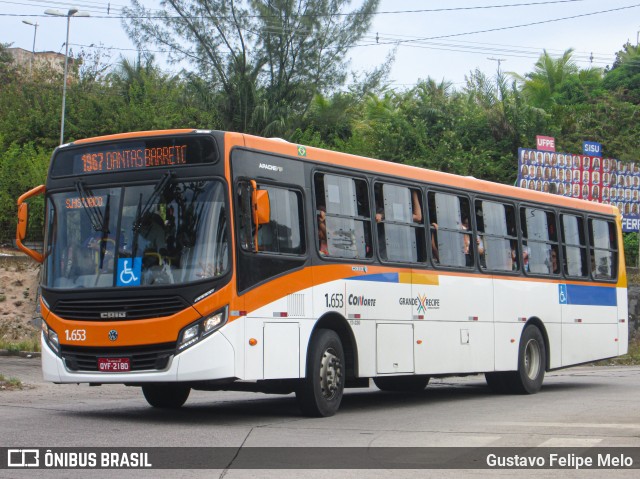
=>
[117,258,141,286]
[559,284,568,304]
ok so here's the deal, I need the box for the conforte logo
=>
[348,294,376,307]
[259,163,283,172]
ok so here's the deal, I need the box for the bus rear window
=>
[50,135,218,177]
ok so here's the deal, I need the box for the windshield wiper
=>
[131,171,174,257]
[133,171,174,232]
[75,181,108,233]
[97,194,111,269]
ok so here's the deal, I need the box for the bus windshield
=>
[44,179,229,289]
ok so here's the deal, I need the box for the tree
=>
[0,42,13,84]
[604,43,640,104]
[123,0,380,136]
[511,49,580,109]
[0,142,48,243]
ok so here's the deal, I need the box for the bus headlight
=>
[177,307,227,352]
[42,321,60,355]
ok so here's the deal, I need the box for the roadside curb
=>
[0,350,41,358]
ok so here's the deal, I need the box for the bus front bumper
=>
[41,330,235,384]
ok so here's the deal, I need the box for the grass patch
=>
[596,334,640,366]
[0,334,40,353]
[0,374,23,390]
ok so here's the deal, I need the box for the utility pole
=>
[45,8,90,145]
[21,20,38,74]
[487,57,506,75]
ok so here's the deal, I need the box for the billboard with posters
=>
[517,148,640,232]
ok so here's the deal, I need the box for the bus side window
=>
[374,183,425,263]
[520,207,559,275]
[315,173,372,259]
[588,218,617,280]
[561,214,588,278]
[260,186,305,254]
[475,200,517,271]
[428,191,472,268]
[237,182,254,251]
[237,182,305,255]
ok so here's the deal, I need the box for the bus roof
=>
[238,132,617,217]
[65,129,616,216]
[71,129,197,145]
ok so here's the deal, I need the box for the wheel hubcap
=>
[524,339,541,380]
[319,347,342,400]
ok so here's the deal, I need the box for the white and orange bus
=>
[17,129,628,416]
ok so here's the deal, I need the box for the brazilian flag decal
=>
[297,145,307,157]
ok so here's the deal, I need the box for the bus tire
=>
[373,375,430,392]
[484,372,511,394]
[142,384,190,408]
[296,329,345,417]
[509,325,546,394]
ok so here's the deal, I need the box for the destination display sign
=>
[50,136,218,177]
[80,145,187,173]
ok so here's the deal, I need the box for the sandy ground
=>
[0,248,40,342]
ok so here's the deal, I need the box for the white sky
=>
[1,0,639,89]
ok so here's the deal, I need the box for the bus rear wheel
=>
[296,329,345,417]
[510,325,546,394]
[142,384,191,408]
[374,375,430,392]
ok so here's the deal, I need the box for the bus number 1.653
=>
[324,293,344,308]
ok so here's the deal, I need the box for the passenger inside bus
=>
[430,222,439,263]
[317,206,328,255]
[411,190,423,223]
[462,216,473,266]
[550,246,560,274]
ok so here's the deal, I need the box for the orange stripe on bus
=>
[240,134,615,215]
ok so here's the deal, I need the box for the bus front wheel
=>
[142,384,191,408]
[296,329,345,417]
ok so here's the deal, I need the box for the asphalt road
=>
[1,356,639,478]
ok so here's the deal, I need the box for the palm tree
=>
[511,49,579,109]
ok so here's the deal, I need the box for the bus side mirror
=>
[252,189,270,226]
[17,203,28,241]
[16,184,45,263]
[249,180,270,253]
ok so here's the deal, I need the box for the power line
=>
[365,34,616,59]
[2,1,629,70]
[362,3,640,48]
[376,41,613,66]
[0,1,122,15]
[381,41,613,64]
[68,39,614,67]
[0,0,595,19]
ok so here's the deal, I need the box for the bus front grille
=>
[52,296,188,321]
[61,343,175,372]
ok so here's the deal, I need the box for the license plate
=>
[97,357,130,372]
